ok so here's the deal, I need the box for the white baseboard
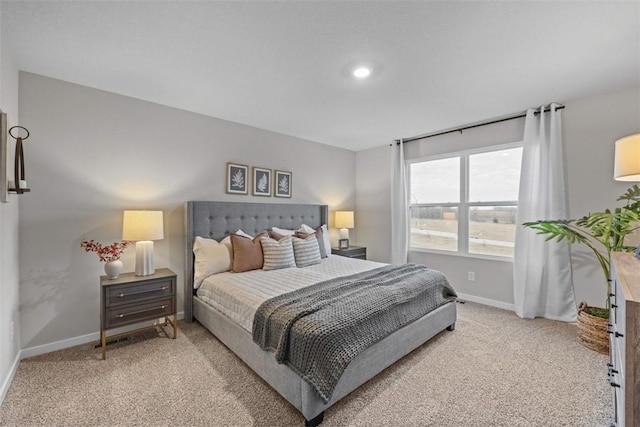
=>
[455,292,515,312]
[21,311,185,360]
[21,331,99,359]
[0,351,21,405]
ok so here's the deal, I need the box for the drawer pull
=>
[611,304,618,309]
[607,324,614,334]
[116,286,170,298]
[116,305,169,318]
[615,332,624,338]
[610,381,620,388]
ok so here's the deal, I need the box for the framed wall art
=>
[226,162,249,195]
[252,167,272,197]
[274,170,292,198]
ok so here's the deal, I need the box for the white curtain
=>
[513,104,576,321]
[390,140,409,264]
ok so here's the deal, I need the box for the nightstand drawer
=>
[332,246,366,260]
[106,297,175,329]
[106,278,175,307]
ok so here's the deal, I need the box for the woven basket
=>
[577,302,609,355]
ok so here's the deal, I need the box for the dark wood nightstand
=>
[100,268,177,360]
[331,245,367,260]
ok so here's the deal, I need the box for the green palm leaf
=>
[523,186,640,306]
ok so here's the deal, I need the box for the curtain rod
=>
[396,104,565,145]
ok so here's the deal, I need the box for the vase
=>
[104,259,123,279]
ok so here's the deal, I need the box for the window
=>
[408,144,522,258]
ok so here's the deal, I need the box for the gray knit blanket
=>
[252,263,457,403]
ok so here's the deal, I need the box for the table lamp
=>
[614,133,640,258]
[122,210,164,276]
[335,211,354,246]
[614,133,640,181]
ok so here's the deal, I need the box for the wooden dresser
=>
[609,253,640,427]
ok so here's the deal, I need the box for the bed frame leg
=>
[447,323,455,331]
[304,411,324,427]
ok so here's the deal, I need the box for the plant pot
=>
[577,301,609,355]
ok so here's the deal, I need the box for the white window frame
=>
[407,141,522,261]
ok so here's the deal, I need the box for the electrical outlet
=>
[467,271,475,282]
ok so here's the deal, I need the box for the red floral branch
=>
[81,239,131,263]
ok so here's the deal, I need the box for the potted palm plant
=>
[523,185,640,353]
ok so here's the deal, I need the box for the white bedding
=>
[196,256,385,332]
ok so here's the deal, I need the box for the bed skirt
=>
[193,296,456,422]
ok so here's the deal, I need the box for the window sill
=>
[409,247,514,263]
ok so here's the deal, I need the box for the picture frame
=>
[339,238,349,249]
[274,170,292,198]
[252,167,272,197]
[226,162,249,195]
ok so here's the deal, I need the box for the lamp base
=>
[135,240,155,276]
[340,228,350,240]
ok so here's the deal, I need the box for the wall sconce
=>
[8,126,30,194]
[614,133,640,181]
[1,110,31,203]
[122,210,164,276]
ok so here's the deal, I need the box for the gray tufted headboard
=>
[184,201,328,322]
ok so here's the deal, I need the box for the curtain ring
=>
[9,126,29,141]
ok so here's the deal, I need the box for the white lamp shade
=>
[614,133,640,182]
[122,210,164,241]
[335,211,355,229]
[122,210,164,276]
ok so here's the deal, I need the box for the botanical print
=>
[226,162,248,194]
[253,167,271,197]
[232,170,244,188]
[274,170,292,198]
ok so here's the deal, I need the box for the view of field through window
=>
[409,147,522,257]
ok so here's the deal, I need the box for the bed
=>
[183,201,457,426]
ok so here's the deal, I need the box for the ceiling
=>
[1,1,638,152]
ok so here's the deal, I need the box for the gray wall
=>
[0,36,21,401]
[18,72,357,350]
[356,86,640,309]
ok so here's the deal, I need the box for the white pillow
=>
[193,236,232,288]
[301,224,331,256]
[271,226,296,236]
[292,235,321,267]
[260,236,296,271]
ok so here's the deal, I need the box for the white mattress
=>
[196,256,385,332]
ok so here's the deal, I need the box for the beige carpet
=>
[0,302,612,426]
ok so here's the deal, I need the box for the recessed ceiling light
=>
[353,67,371,79]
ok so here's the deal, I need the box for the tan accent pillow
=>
[231,232,267,272]
[268,230,286,241]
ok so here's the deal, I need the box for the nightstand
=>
[100,268,177,360]
[331,245,367,260]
